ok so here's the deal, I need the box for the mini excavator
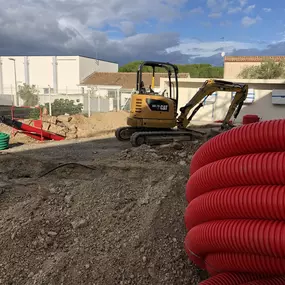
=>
[115,61,248,147]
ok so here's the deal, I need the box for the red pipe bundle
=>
[184,119,285,284]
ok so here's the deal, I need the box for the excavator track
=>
[115,127,139,141]
[130,129,206,147]
[115,126,173,141]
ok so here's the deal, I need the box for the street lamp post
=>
[9,58,19,106]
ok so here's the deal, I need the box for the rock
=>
[71,219,87,230]
[188,155,193,160]
[179,160,187,166]
[66,134,78,140]
[42,122,51,130]
[47,231,58,237]
[42,115,57,125]
[55,121,65,127]
[57,115,72,123]
[178,152,187,158]
[142,256,147,263]
[138,194,150,206]
[62,122,77,131]
[64,194,73,204]
[49,124,68,136]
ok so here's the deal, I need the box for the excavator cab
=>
[135,61,178,99]
[115,61,180,141]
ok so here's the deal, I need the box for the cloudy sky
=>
[0,0,284,66]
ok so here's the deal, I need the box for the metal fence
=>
[0,85,132,117]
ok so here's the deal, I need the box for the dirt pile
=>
[0,111,129,144]
[42,111,129,139]
[0,154,207,285]
[119,140,204,166]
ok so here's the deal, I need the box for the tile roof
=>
[81,72,190,89]
[224,56,285,62]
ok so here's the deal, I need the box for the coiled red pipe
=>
[199,273,285,284]
[184,119,285,284]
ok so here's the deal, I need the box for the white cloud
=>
[167,38,262,58]
[208,12,222,18]
[220,20,232,26]
[263,8,272,12]
[228,7,242,14]
[117,21,136,37]
[239,0,247,7]
[241,16,261,27]
[189,7,204,14]
[244,4,255,13]
[207,0,229,12]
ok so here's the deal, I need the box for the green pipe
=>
[0,132,10,150]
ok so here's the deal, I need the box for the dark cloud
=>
[0,0,284,66]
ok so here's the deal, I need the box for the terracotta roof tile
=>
[224,56,285,62]
[81,72,190,89]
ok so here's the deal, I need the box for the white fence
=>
[0,85,130,116]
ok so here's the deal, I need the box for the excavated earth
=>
[0,114,209,285]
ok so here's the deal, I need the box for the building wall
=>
[0,56,118,96]
[160,78,285,123]
[224,61,261,78]
[79,57,118,83]
[56,56,79,92]
[79,56,100,82]
[97,59,118,73]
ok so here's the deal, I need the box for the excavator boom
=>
[177,79,248,129]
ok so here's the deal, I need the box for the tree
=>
[119,61,224,78]
[17,84,39,106]
[238,59,285,79]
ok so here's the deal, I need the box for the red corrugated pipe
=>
[184,119,285,284]
[199,273,285,284]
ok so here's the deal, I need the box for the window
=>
[43,87,54,94]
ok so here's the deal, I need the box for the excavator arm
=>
[176,79,248,129]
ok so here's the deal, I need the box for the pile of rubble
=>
[40,111,129,140]
[119,141,204,166]
[41,114,78,139]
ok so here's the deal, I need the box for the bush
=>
[49,99,83,116]
[28,99,83,119]
[238,59,285,79]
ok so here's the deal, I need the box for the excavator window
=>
[140,81,146,94]
[136,61,179,101]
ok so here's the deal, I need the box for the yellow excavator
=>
[115,61,248,147]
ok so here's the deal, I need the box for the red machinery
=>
[1,106,65,141]
[0,116,65,141]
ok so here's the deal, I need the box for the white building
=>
[0,55,118,97]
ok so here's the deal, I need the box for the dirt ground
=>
[0,111,209,285]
